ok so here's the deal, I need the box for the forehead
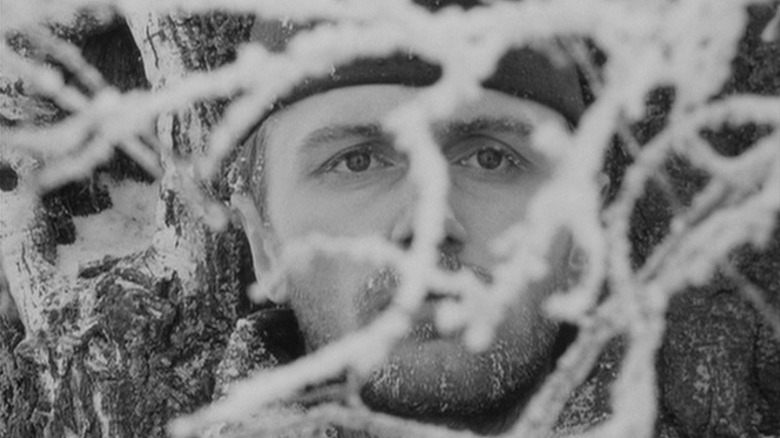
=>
[263,84,567,156]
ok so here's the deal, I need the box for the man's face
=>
[259,84,571,426]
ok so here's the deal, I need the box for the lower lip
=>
[405,300,448,341]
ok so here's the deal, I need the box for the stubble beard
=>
[358,316,557,432]
[353,266,559,431]
[288,260,560,432]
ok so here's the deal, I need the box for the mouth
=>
[406,291,459,341]
[356,262,492,331]
[357,283,458,338]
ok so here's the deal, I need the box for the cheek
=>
[495,232,572,355]
[286,255,375,350]
[269,189,395,241]
[499,287,557,347]
[472,202,527,239]
[453,188,534,262]
[489,278,560,389]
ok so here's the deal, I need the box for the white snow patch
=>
[57,177,158,277]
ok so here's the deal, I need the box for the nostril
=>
[397,234,414,250]
[439,235,464,255]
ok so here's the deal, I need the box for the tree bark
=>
[1,11,255,438]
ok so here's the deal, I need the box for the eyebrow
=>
[436,117,533,144]
[298,116,534,152]
[299,123,385,152]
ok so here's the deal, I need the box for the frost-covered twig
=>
[723,262,780,340]
[0,42,91,112]
[510,308,617,438]
[24,27,108,95]
[223,403,482,438]
[169,307,413,437]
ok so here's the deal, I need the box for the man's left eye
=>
[462,148,507,170]
[453,140,529,173]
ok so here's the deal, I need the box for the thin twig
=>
[723,262,780,341]
[26,27,108,95]
[510,305,618,438]
[227,403,482,438]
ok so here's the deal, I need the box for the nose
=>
[389,194,467,255]
[440,204,466,255]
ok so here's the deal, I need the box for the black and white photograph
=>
[1,1,779,437]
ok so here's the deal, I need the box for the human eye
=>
[319,143,397,175]
[451,136,533,175]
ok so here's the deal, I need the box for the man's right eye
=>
[321,144,395,174]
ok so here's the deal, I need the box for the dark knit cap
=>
[249,0,584,128]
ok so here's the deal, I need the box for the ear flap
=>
[231,193,288,304]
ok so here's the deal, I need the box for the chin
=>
[359,328,556,430]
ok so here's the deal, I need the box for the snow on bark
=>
[1,7,253,438]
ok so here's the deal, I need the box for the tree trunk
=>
[1,11,255,438]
